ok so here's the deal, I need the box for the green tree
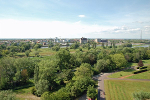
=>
[111,54,127,69]
[25,50,30,57]
[35,79,49,96]
[87,85,97,99]
[56,49,71,71]
[0,90,17,100]
[138,60,144,67]
[74,63,93,79]
[48,42,54,49]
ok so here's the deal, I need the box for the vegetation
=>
[133,91,150,100]
[0,39,150,99]
[104,80,150,100]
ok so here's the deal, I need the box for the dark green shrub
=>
[133,91,150,100]
[31,87,37,95]
[133,69,147,74]
[87,85,97,99]
[41,92,50,100]
[139,66,147,69]
[0,90,16,100]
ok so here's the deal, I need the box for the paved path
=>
[97,72,150,100]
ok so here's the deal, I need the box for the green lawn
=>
[108,59,150,78]
[107,69,134,78]
[127,70,150,79]
[104,80,150,100]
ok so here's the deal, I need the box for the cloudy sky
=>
[0,0,150,39]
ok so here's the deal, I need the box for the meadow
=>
[107,59,150,79]
[104,80,150,100]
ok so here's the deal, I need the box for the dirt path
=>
[119,74,134,79]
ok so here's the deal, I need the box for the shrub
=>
[31,87,37,95]
[0,90,16,100]
[133,91,150,100]
[133,69,147,74]
[87,85,97,99]
[139,66,147,69]
[41,92,50,100]
[35,79,49,96]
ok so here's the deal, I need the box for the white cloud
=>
[78,15,85,18]
[0,19,149,39]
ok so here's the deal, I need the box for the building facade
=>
[80,37,88,44]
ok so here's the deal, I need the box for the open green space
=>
[107,69,134,78]
[108,59,150,78]
[127,70,150,79]
[104,80,150,100]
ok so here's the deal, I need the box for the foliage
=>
[25,50,30,57]
[74,63,93,79]
[31,87,37,95]
[111,54,127,69]
[33,44,42,50]
[52,46,60,51]
[95,59,111,72]
[0,90,16,100]
[133,91,150,100]
[21,69,29,83]
[132,69,147,74]
[138,60,144,67]
[70,42,80,49]
[87,85,97,99]
[35,79,49,96]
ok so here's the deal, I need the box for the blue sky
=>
[0,0,150,39]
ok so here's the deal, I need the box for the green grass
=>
[127,70,150,79]
[104,80,150,100]
[107,69,134,78]
[143,59,150,65]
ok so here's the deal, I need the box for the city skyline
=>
[0,0,150,39]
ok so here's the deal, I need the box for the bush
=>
[87,85,97,99]
[139,66,147,69]
[0,90,16,100]
[41,92,50,100]
[31,87,37,95]
[133,69,147,74]
[35,79,49,96]
[133,91,150,100]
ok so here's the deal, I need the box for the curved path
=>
[97,72,150,100]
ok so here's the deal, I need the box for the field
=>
[107,69,134,78]
[104,80,150,100]
[108,59,150,79]
[16,47,89,58]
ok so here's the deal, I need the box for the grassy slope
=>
[104,80,150,100]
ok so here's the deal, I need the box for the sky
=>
[0,0,150,39]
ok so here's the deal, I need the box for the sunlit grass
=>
[104,80,150,100]
[107,69,134,78]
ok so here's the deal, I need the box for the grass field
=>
[108,59,150,78]
[126,70,150,79]
[107,69,134,78]
[104,80,150,100]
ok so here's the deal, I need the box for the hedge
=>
[132,69,147,74]
[139,66,147,69]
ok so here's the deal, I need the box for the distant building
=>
[95,39,101,43]
[80,37,88,44]
[95,39,108,43]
